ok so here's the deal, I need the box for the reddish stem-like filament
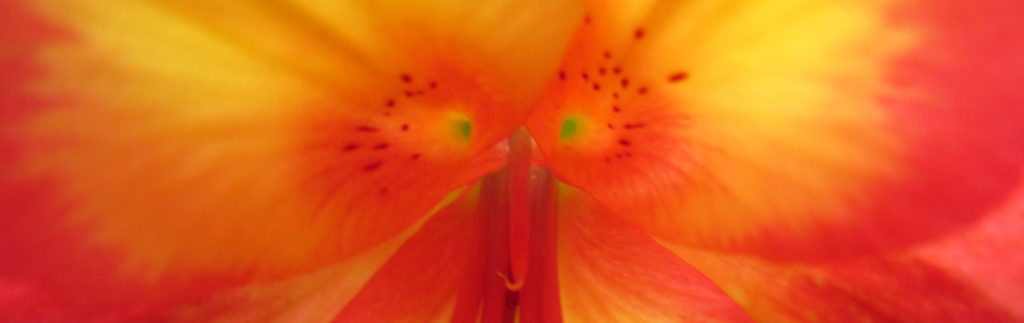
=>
[508,128,532,289]
[480,172,514,323]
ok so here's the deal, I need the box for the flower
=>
[2,0,1023,322]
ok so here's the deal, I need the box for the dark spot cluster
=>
[383,71,441,116]
[342,122,411,195]
[342,123,412,175]
[556,22,692,164]
[335,72,447,178]
[605,122,647,163]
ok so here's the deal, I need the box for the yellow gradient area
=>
[642,1,917,247]
[530,0,920,250]
[11,0,580,280]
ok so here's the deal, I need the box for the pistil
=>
[507,127,533,290]
[479,128,561,323]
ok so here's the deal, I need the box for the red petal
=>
[913,177,1024,317]
[556,185,752,322]
[668,244,1019,321]
[528,0,1024,260]
[334,185,487,322]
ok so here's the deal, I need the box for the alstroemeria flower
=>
[2,0,1023,321]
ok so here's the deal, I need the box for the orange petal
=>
[556,184,752,322]
[527,0,1024,259]
[1,0,578,279]
[0,0,579,319]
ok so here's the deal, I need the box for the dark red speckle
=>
[599,67,606,75]
[619,139,631,146]
[404,91,414,98]
[621,78,629,88]
[638,87,648,95]
[634,28,645,39]
[400,74,412,83]
[341,143,359,151]
[356,126,378,132]
[668,72,688,82]
[612,106,621,113]
[603,51,611,59]
[607,123,614,129]
[612,67,621,74]
[584,14,592,24]
[379,187,389,195]
[373,143,389,150]
[401,124,409,131]
[582,73,589,81]
[363,161,384,172]
[429,81,437,89]
[385,99,395,107]
[411,153,421,160]
[593,83,601,91]
[559,70,566,81]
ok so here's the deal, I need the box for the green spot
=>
[456,119,472,139]
[561,118,577,139]
[560,118,579,139]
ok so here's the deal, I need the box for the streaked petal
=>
[150,231,410,322]
[556,184,751,322]
[527,0,1024,259]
